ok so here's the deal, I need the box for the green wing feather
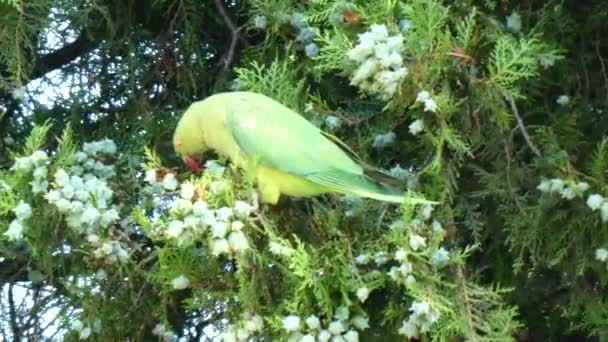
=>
[321,130,404,188]
[225,92,362,175]
[306,168,406,202]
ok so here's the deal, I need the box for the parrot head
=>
[173,102,208,173]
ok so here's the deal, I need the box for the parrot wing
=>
[321,130,404,188]
[225,93,361,176]
[224,92,406,203]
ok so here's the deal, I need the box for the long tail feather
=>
[306,169,436,205]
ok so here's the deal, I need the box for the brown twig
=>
[455,266,481,342]
[594,41,608,106]
[502,91,542,158]
[375,204,388,230]
[579,55,590,99]
[447,50,473,63]
[213,0,240,72]
[504,141,525,214]
[8,283,20,342]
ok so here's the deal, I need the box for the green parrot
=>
[173,91,434,205]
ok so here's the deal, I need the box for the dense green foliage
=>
[1,0,608,340]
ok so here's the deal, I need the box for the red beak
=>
[183,155,201,173]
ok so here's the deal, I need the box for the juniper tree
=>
[1,0,608,341]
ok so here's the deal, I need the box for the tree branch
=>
[30,30,97,80]
[594,40,608,106]
[502,91,542,158]
[8,283,20,342]
[0,259,28,284]
[213,0,239,73]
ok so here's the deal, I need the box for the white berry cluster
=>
[409,205,450,267]
[167,187,254,254]
[415,90,438,113]
[537,178,589,200]
[152,323,177,341]
[324,115,342,131]
[269,241,294,257]
[397,300,440,339]
[209,204,251,256]
[40,139,119,235]
[355,287,370,302]
[556,95,570,106]
[70,319,94,340]
[144,159,256,256]
[401,204,445,236]
[353,250,391,267]
[146,162,215,194]
[6,139,120,243]
[586,193,608,222]
[146,160,226,192]
[505,12,521,32]
[408,119,424,136]
[388,251,416,286]
[88,234,129,265]
[388,210,439,280]
[398,19,412,32]
[11,86,25,100]
[341,194,364,218]
[371,131,396,148]
[290,12,319,58]
[205,159,227,177]
[388,164,409,181]
[388,211,434,286]
[4,201,32,241]
[252,15,267,29]
[219,311,264,342]
[78,139,117,177]
[389,204,444,236]
[347,24,407,100]
[45,168,118,233]
[595,248,608,270]
[11,150,50,193]
[145,169,178,192]
[282,306,369,342]
[170,274,190,289]
[430,247,450,266]
[356,205,449,283]
[229,78,241,91]
[539,54,557,69]
[388,164,418,189]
